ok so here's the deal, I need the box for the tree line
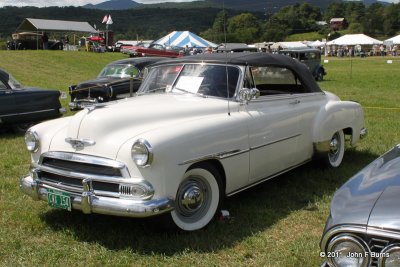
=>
[0,2,399,45]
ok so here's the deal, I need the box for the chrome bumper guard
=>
[69,98,98,109]
[20,174,175,218]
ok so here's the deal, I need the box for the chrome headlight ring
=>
[131,139,153,167]
[24,130,39,152]
[327,234,371,267]
[378,244,400,267]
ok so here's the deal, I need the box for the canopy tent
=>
[384,35,400,45]
[154,31,217,48]
[327,34,382,46]
[270,41,308,50]
[309,40,325,47]
[15,18,97,33]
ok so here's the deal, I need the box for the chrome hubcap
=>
[181,184,204,212]
[330,137,338,154]
[177,178,207,217]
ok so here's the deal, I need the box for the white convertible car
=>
[21,53,366,231]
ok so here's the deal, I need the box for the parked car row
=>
[6,51,399,266]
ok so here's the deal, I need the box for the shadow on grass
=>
[40,148,378,256]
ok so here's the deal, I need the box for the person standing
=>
[41,32,49,50]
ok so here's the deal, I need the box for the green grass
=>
[0,51,399,266]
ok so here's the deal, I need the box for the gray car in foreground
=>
[320,144,400,267]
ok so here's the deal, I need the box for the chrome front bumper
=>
[20,174,175,218]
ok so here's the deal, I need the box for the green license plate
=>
[47,188,71,211]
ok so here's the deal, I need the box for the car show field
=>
[0,51,399,266]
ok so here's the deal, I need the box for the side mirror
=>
[238,88,260,104]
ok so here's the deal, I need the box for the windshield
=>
[138,63,240,98]
[8,73,22,89]
[98,64,140,78]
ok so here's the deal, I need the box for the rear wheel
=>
[325,130,345,168]
[171,164,223,231]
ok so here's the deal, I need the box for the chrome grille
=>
[367,237,392,267]
[42,157,123,177]
[35,152,129,198]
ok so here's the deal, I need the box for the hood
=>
[328,145,400,228]
[76,77,121,89]
[49,94,234,159]
[16,87,60,96]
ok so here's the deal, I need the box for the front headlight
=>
[327,234,370,267]
[131,139,153,167]
[379,244,400,267]
[24,130,39,152]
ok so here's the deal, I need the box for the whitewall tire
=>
[327,130,345,168]
[171,164,222,231]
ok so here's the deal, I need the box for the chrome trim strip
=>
[0,108,56,118]
[32,162,137,183]
[20,175,174,218]
[40,151,125,170]
[179,134,300,166]
[179,148,250,166]
[367,227,400,240]
[227,159,311,197]
[252,92,325,102]
[250,134,301,151]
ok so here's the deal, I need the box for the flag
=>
[102,15,108,24]
[106,15,113,25]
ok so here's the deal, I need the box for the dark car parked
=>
[69,57,166,110]
[320,144,400,267]
[0,68,65,133]
[278,49,326,81]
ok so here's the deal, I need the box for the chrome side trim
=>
[227,159,311,197]
[179,148,250,166]
[179,134,301,166]
[0,108,56,118]
[250,134,301,150]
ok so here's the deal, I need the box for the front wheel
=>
[171,164,223,231]
[325,130,345,168]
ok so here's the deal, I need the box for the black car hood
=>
[16,87,60,95]
[75,77,123,89]
[328,145,400,229]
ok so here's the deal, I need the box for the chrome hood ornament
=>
[65,137,96,149]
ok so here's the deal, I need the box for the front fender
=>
[313,98,364,149]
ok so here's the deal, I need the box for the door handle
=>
[290,99,300,105]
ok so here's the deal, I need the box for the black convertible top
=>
[151,52,322,93]
[109,57,167,69]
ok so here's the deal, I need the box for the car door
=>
[245,66,309,182]
[0,79,15,123]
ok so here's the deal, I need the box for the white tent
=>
[327,34,382,46]
[154,31,217,48]
[270,41,308,50]
[384,35,400,45]
[309,40,325,47]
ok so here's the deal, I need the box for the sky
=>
[0,0,197,8]
[0,0,399,8]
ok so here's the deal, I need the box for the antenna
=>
[223,0,231,116]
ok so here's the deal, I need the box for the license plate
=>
[47,188,71,211]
